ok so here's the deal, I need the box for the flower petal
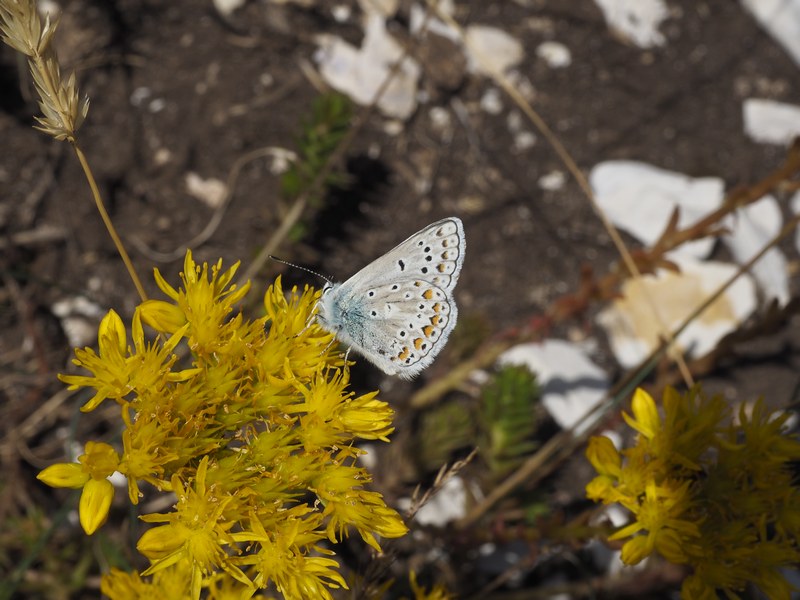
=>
[37,463,89,489]
[80,477,114,534]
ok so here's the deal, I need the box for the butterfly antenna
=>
[269,255,332,285]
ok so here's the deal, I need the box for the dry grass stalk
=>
[0,0,147,301]
[0,0,89,142]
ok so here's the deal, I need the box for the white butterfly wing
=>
[318,217,465,378]
[337,217,465,296]
[326,279,459,378]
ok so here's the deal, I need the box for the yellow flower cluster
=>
[587,387,800,600]
[38,251,407,600]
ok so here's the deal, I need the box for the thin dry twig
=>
[405,447,479,521]
[0,224,67,249]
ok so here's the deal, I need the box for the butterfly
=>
[316,217,465,379]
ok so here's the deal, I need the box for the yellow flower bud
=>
[80,478,114,535]
[37,463,88,489]
[98,309,127,357]
[620,535,650,565]
[138,300,187,334]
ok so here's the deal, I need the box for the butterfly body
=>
[316,217,465,379]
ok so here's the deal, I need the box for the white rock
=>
[592,0,669,48]
[314,13,421,119]
[480,88,504,115]
[723,195,789,305]
[213,0,246,16]
[597,256,757,368]
[129,87,151,107]
[412,476,470,526]
[409,0,459,42]
[185,172,228,209]
[52,296,105,348]
[331,5,351,22]
[148,98,166,113]
[538,170,566,191]
[464,25,525,76]
[513,131,537,151]
[262,147,297,175]
[357,0,397,17]
[589,160,725,259]
[536,41,572,68]
[428,106,452,132]
[498,339,608,434]
[741,0,800,68]
[743,98,800,146]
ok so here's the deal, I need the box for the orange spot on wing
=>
[432,303,441,312]
[422,289,434,299]
[430,315,440,326]
[414,338,424,350]
[437,263,446,273]
[422,325,434,337]
[398,347,410,360]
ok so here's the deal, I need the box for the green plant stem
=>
[71,142,147,302]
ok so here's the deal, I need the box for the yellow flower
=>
[59,308,192,412]
[59,310,130,411]
[148,250,250,356]
[623,388,660,440]
[36,462,88,489]
[289,369,394,449]
[101,563,193,600]
[139,458,252,600]
[259,277,338,381]
[233,508,347,600]
[313,464,408,551]
[38,441,120,534]
[119,415,179,504]
[338,389,395,442]
[587,386,800,598]
[609,480,697,564]
[585,436,622,502]
[51,251,406,595]
[138,299,187,334]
